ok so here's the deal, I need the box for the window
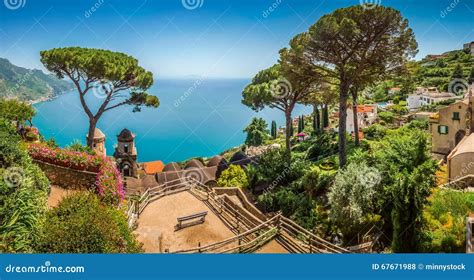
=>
[438,125,448,134]
[124,144,129,153]
[453,112,460,120]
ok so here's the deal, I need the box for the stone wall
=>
[34,160,98,190]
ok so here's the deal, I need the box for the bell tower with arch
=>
[114,128,138,178]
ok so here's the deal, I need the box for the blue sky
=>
[0,0,473,78]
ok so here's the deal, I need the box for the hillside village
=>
[1,5,474,255]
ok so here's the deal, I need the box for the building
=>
[114,128,138,177]
[464,41,474,56]
[388,87,401,96]
[443,86,474,182]
[346,104,377,134]
[88,128,106,157]
[407,87,458,111]
[142,160,165,175]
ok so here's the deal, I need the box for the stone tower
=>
[114,128,138,177]
[88,128,106,157]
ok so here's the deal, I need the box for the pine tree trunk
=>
[285,110,292,154]
[352,90,360,146]
[87,118,97,148]
[338,84,349,167]
[323,104,329,128]
[314,105,320,132]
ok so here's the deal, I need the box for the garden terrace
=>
[27,143,125,205]
[129,178,354,254]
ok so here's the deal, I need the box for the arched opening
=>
[122,164,130,177]
[455,129,466,146]
[124,144,129,153]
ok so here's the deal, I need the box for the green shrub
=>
[217,164,248,188]
[306,132,338,161]
[36,192,142,253]
[378,111,395,123]
[0,119,49,252]
[408,119,429,130]
[363,124,387,140]
[66,140,95,155]
[243,117,269,147]
[422,190,474,253]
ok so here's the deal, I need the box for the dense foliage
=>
[40,47,158,148]
[328,162,382,240]
[243,117,269,147]
[36,192,142,253]
[217,164,248,188]
[0,120,49,252]
[422,190,474,253]
[0,99,35,128]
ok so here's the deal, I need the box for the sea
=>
[33,79,311,163]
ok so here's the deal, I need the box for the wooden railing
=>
[126,176,353,254]
[170,214,280,253]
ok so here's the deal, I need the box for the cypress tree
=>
[322,104,329,128]
[271,120,277,139]
[297,116,303,133]
[451,64,464,80]
[314,106,321,132]
[301,115,305,130]
[468,66,474,84]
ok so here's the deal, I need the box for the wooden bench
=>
[175,211,208,231]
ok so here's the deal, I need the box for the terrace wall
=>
[34,160,97,190]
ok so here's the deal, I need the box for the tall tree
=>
[305,6,417,166]
[242,34,322,153]
[451,63,464,80]
[298,115,303,133]
[469,66,474,84]
[322,104,329,128]
[40,47,159,148]
[243,117,269,147]
[0,99,35,129]
[271,120,277,139]
[313,107,320,132]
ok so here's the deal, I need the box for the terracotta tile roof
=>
[143,160,165,174]
[356,105,375,113]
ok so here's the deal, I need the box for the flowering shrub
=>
[28,143,102,172]
[96,158,125,205]
[27,143,124,205]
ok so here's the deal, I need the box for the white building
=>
[464,41,474,56]
[346,105,378,134]
[407,87,458,111]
